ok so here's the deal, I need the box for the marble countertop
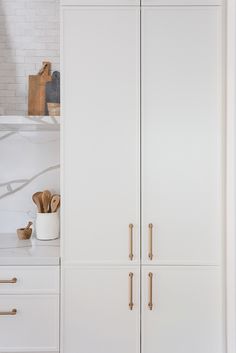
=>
[0,234,60,265]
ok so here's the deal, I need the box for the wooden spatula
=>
[50,194,60,213]
[42,190,51,213]
[32,192,43,213]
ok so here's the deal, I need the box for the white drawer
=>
[0,266,59,294]
[0,295,59,352]
[61,0,139,5]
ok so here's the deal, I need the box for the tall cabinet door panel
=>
[62,267,140,353]
[62,7,140,264]
[142,266,225,353]
[142,7,223,265]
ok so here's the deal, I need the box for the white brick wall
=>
[0,0,60,115]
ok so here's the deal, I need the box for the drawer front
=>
[141,0,222,4]
[0,267,59,294]
[61,0,140,5]
[0,295,59,352]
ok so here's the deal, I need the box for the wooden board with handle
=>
[28,62,52,116]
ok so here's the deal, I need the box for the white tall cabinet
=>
[61,1,226,353]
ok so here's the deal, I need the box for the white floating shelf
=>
[0,115,60,132]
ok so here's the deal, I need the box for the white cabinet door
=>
[142,266,225,353]
[142,7,223,265]
[62,267,140,353]
[62,7,140,265]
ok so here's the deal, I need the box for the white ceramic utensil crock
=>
[36,212,60,240]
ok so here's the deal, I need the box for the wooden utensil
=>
[42,190,51,213]
[32,192,43,213]
[17,221,33,240]
[50,194,60,213]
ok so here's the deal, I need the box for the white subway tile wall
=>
[0,0,60,116]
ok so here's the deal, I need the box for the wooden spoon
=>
[42,190,51,213]
[50,194,60,213]
[32,192,43,213]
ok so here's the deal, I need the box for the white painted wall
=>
[0,0,60,116]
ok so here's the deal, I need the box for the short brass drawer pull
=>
[148,223,153,260]
[0,309,17,316]
[129,224,134,261]
[129,272,134,310]
[148,272,153,310]
[0,278,17,284]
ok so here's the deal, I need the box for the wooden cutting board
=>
[28,62,52,116]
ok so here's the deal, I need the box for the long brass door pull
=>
[129,272,134,310]
[0,278,17,284]
[148,223,153,260]
[148,272,153,310]
[129,224,134,261]
[0,309,17,316]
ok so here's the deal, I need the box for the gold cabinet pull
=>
[148,272,153,310]
[129,272,134,310]
[129,224,134,261]
[0,278,17,284]
[148,223,153,260]
[0,309,17,316]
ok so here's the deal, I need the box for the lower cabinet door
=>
[142,266,225,353]
[0,295,59,352]
[63,266,140,353]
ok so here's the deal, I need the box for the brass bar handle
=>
[148,272,153,310]
[129,272,134,310]
[0,309,17,316]
[129,224,134,261]
[0,278,17,284]
[148,223,153,260]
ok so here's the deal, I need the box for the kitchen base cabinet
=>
[62,267,140,353]
[0,265,59,353]
[142,266,225,353]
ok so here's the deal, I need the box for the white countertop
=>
[0,234,60,265]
